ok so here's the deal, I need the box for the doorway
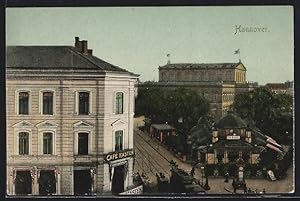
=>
[39,170,56,195]
[15,170,32,195]
[111,165,125,194]
[74,169,92,195]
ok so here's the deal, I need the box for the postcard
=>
[5,5,294,197]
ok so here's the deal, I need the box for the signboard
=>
[104,149,134,162]
[226,135,240,140]
[207,153,215,164]
[120,185,143,195]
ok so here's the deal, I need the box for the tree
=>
[135,85,210,154]
[232,87,293,145]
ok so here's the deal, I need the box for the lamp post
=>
[204,169,210,190]
[201,165,210,190]
[200,166,204,186]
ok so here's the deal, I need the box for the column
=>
[224,151,228,163]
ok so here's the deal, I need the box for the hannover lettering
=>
[234,25,269,35]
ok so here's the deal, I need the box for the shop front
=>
[9,167,60,195]
[15,170,33,195]
[73,166,96,195]
[104,149,134,195]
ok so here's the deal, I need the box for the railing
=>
[119,185,143,195]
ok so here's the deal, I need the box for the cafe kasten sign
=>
[104,149,134,162]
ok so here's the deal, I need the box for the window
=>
[43,92,53,115]
[115,92,123,114]
[19,132,29,155]
[19,92,29,115]
[43,132,53,154]
[78,133,88,155]
[176,72,182,81]
[115,130,123,151]
[161,72,166,81]
[79,92,89,115]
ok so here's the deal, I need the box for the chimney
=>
[88,49,93,55]
[82,40,88,55]
[75,37,80,48]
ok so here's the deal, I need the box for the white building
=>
[6,37,139,195]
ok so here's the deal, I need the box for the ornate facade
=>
[6,37,139,195]
[156,62,255,119]
[159,63,247,83]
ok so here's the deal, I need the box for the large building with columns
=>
[6,37,138,195]
[159,62,247,83]
[139,62,255,120]
[155,62,256,119]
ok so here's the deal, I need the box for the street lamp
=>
[200,166,210,190]
[204,170,210,190]
[200,166,204,186]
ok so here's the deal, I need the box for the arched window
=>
[115,92,124,114]
[78,132,89,155]
[19,92,29,115]
[42,92,53,115]
[19,132,29,155]
[43,132,53,155]
[78,92,89,115]
[115,130,123,151]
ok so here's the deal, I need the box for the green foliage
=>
[136,85,210,129]
[205,164,217,176]
[190,115,214,147]
[232,87,293,145]
[135,85,210,155]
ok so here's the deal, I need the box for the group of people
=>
[244,188,266,194]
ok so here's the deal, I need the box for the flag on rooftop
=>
[234,49,240,54]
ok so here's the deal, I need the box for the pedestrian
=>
[190,167,195,177]
[170,159,175,166]
[263,188,266,194]
[224,172,229,183]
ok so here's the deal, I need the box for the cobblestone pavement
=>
[133,129,294,194]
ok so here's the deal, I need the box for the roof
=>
[6,46,137,75]
[159,62,246,70]
[215,111,247,129]
[151,124,175,130]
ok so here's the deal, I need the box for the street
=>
[133,128,294,194]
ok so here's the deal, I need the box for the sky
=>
[6,6,294,84]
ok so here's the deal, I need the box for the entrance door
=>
[74,170,92,195]
[111,165,125,194]
[15,171,32,195]
[39,170,56,195]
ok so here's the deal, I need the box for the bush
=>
[217,163,228,176]
[205,164,217,176]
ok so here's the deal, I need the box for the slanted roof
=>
[215,111,247,129]
[159,62,246,71]
[6,46,137,75]
[151,124,175,130]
